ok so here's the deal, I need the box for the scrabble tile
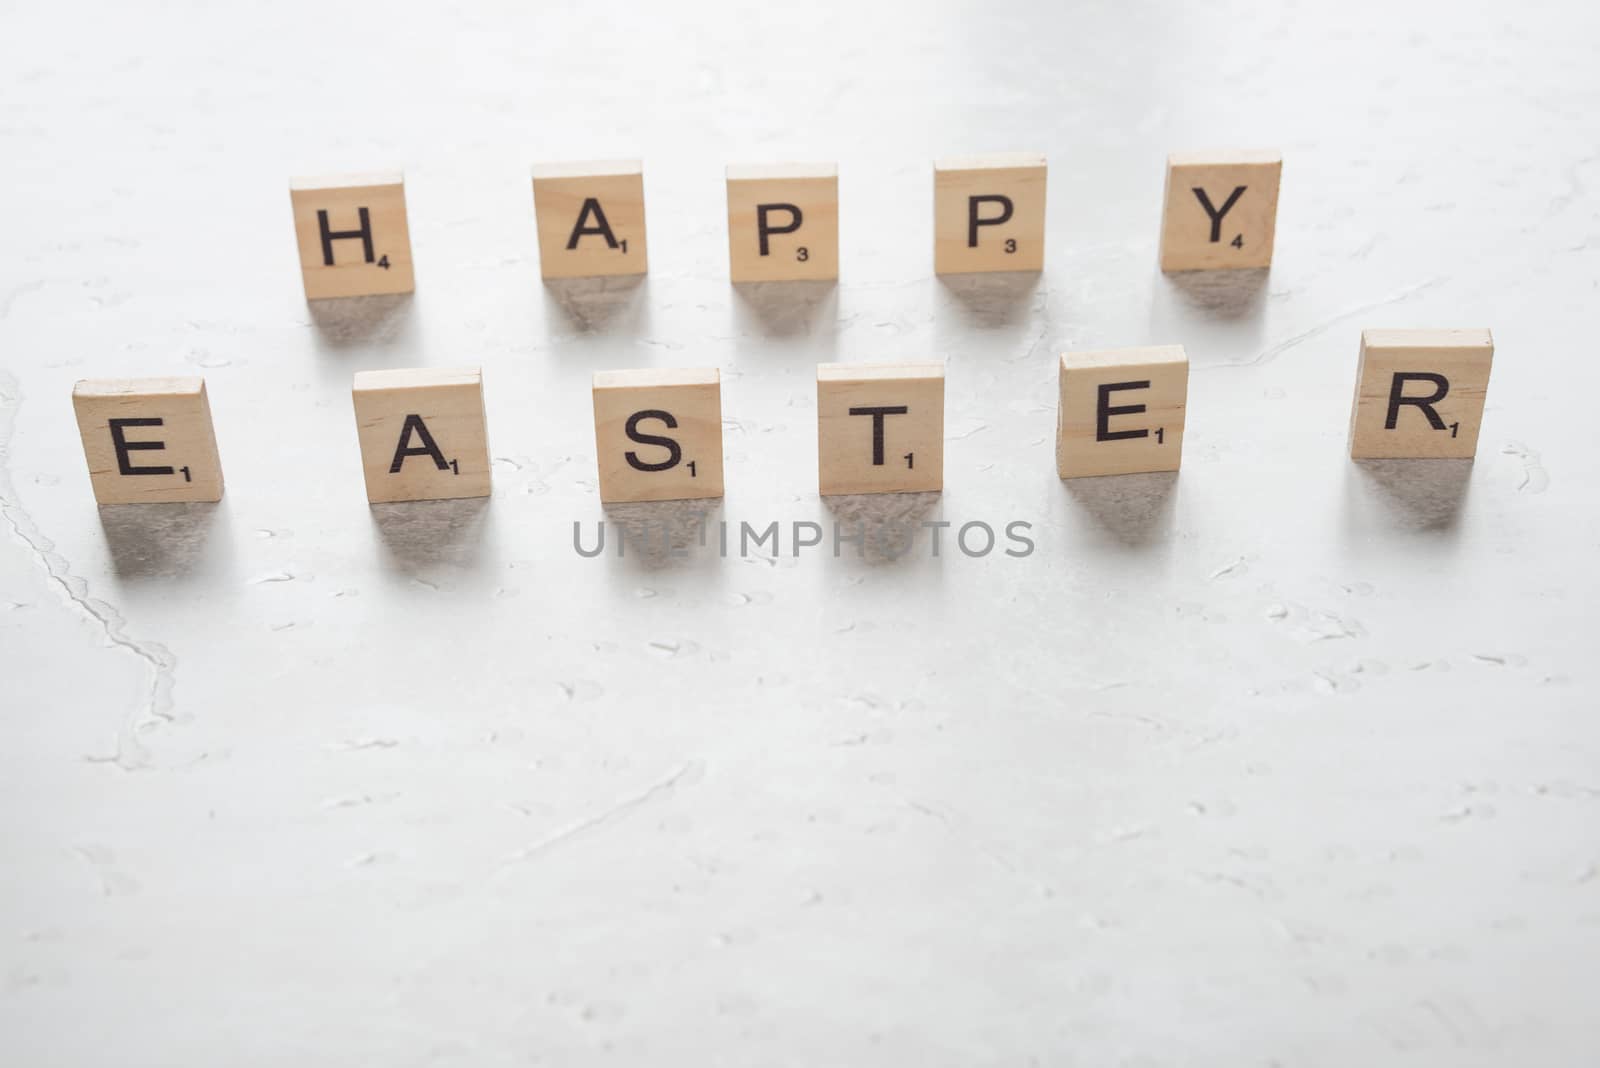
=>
[1348,329,1493,459]
[72,377,224,504]
[1159,150,1282,271]
[725,164,838,282]
[592,368,724,503]
[352,367,491,503]
[817,362,944,495]
[933,153,1047,274]
[1057,346,1188,479]
[532,160,648,279]
[289,172,414,300]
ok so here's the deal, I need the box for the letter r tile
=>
[1349,329,1493,459]
[1057,346,1188,479]
[592,368,724,503]
[289,171,414,300]
[1159,150,1282,271]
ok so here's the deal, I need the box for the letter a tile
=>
[532,160,648,279]
[352,368,491,503]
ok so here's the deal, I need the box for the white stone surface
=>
[1,1,1597,1064]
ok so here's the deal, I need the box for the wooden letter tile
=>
[726,164,838,282]
[1159,150,1282,271]
[532,160,648,279]
[592,368,724,503]
[817,363,944,495]
[1057,346,1188,478]
[1349,329,1493,459]
[289,172,414,300]
[352,368,491,503]
[933,153,1046,274]
[72,377,224,504]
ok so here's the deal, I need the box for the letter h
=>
[317,207,375,266]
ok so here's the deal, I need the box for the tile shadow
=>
[369,496,492,571]
[821,490,942,564]
[1347,458,1473,534]
[98,500,232,581]
[1160,267,1269,319]
[1061,470,1179,548]
[307,293,415,348]
[937,270,1041,329]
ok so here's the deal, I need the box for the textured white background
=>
[2,1,1598,1064]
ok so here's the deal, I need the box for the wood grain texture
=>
[1159,151,1282,271]
[352,367,491,503]
[933,153,1046,274]
[1057,346,1188,478]
[817,362,943,495]
[726,164,838,282]
[532,160,648,279]
[592,368,724,502]
[72,377,224,504]
[1349,328,1493,459]
[289,172,414,299]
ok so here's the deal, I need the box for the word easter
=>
[68,150,1497,509]
[71,331,1495,508]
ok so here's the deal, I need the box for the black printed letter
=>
[624,410,682,472]
[1096,382,1151,442]
[389,414,449,473]
[967,195,1014,247]
[1384,372,1450,430]
[318,207,375,266]
[1191,186,1247,243]
[848,406,909,466]
[756,204,802,256]
[566,198,620,250]
[109,418,175,476]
